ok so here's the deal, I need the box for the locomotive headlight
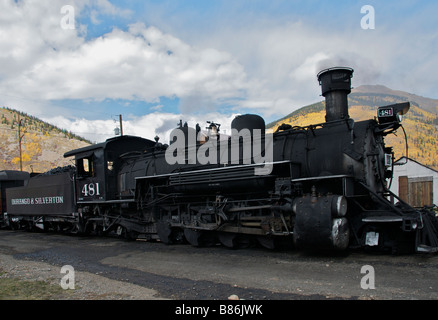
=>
[377,102,410,124]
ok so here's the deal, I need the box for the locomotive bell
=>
[317,67,354,122]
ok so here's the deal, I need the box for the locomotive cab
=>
[64,135,155,203]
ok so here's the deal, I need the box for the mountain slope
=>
[0,107,91,173]
[267,86,438,170]
[353,85,438,115]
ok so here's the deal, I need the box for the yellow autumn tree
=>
[11,133,42,170]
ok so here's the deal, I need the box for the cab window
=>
[77,157,93,177]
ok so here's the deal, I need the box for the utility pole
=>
[17,115,25,171]
[119,114,123,136]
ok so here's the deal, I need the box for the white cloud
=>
[184,14,438,113]
[1,0,438,145]
[43,112,239,144]
[0,0,248,126]
[0,0,251,143]
[0,1,248,111]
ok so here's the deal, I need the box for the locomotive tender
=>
[3,67,438,253]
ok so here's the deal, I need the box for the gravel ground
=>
[1,230,438,301]
[0,252,163,300]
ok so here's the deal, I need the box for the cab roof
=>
[63,135,155,158]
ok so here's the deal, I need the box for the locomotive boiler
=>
[3,67,438,254]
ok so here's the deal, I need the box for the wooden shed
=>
[390,157,438,208]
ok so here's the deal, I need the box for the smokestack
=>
[317,67,354,122]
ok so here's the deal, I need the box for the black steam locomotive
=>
[2,67,438,254]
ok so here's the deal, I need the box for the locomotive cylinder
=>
[317,67,354,122]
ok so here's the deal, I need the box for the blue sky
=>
[0,0,437,142]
